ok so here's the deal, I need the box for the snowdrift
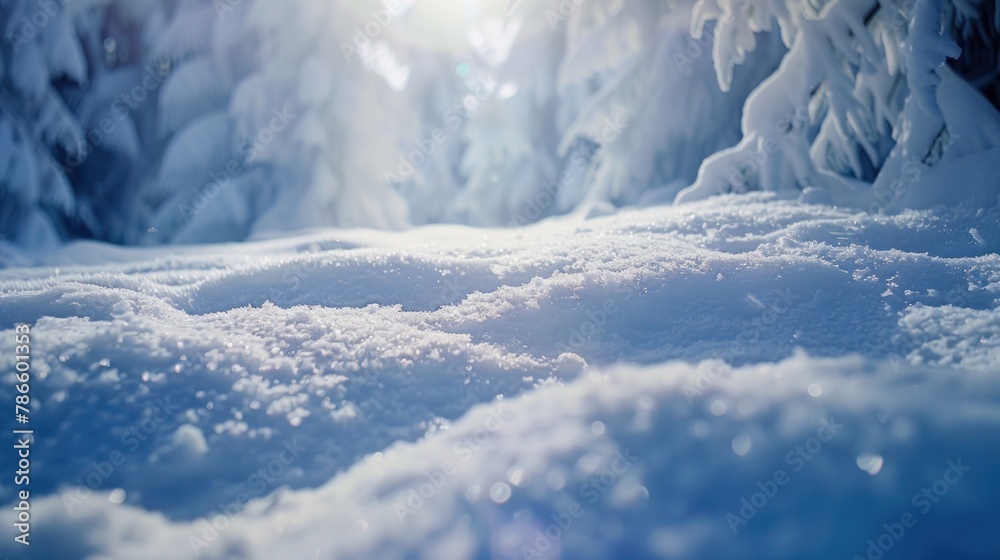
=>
[1,195,998,558]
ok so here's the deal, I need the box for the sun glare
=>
[386,0,512,53]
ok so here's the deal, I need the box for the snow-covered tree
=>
[136,0,264,243]
[449,0,786,225]
[386,49,467,225]
[2,0,101,246]
[1,0,198,246]
[548,0,787,215]
[444,12,563,226]
[674,0,1000,210]
[231,0,417,235]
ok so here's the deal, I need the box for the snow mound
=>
[8,355,1000,559]
[1,195,998,558]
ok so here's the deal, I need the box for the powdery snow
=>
[1,194,998,559]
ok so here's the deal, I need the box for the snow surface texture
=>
[1,194,999,559]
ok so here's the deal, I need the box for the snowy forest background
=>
[2,0,998,248]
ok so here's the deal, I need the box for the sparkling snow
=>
[1,194,998,559]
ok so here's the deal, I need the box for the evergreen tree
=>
[674,0,1000,210]
[2,0,97,246]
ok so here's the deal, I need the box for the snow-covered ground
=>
[2,194,999,559]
